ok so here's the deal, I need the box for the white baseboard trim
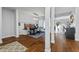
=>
[75,35,79,41]
[2,35,16,39]
[45,48,51,52]
[75,39,79,41]
[15,35,19,38]
[51,40,55,43]
[0,38,3,44]
[51,33,55,44]
[19,34,27,35]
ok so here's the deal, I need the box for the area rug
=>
[0,41,27,52]
[28,32,45,38]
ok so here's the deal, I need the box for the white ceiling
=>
[3,7,75,19]
[55,7,75,17]
[3,7,45,16]
[54,7,76,25]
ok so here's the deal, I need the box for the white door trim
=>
[50,7,55,43]
[15,9,19,38]
[0,7,3,43]
[45,7,51,52]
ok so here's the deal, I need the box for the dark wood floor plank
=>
[1,35,45,52]
[1,34,79,52]
[51,33,79,52]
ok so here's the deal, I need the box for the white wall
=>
[38,16,45,28]
[75,7,79,41]
[18,8,44,24]
[55,7,75,17]
[0,7,3,43]
[2,8,16,38]
[17,8,45,35]
[18,9,38,35]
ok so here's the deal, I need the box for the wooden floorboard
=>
[51,33,79,52]
[1,35,45,52]
[1,34,79,52]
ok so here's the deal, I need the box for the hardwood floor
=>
[1,35,45,52]
[51,33,79,52]
[1,34,79,52]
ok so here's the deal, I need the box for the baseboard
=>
[75,34,79,41]
[51,40,55,43]
[51,33,55,44]
[75,39,79,41]
[2,35,16,39]
[0,38,3,44]
[45,48,51,52]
